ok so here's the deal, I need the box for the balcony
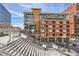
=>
[48,30,53,32]
[48,25,53,28]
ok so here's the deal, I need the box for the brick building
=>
[24,8,70,42]
[62,3,79,40]
[24,3,79,42]
[40,13,70,42]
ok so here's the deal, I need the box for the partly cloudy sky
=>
[2,3,71,29]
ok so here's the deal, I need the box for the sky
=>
[2,3,71,29]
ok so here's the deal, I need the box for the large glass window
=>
[0,4,11,25]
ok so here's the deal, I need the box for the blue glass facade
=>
[0,4,11,25]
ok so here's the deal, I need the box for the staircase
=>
[0,37,47,56]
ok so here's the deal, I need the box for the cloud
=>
[18,3,55,13]
[18,3,44,8]
[17,3,67,13]
[2,3,71,29]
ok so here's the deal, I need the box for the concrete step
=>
[19,43,29,56]
[0,37,47,56]
[3,39,24,52]
[25,45,32,56]
[10,40,27,56]
[1,38,22,50]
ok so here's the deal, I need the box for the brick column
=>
[32,8,41,33]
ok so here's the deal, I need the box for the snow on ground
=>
[52,43,78,56]
[21,34,27,39]
[63,49,78,56]
[0,36,9,46]
[46,48,66,56]
[0,33,78,56]
[0,33,21,47]
[0,33,28,47]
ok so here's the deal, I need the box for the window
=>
[64,38,69,42]
[59,21,63,24]
[67,34,69,36]
[52,21,55,24]
[76,22,79,24]
[66,21,69,24]
[40,15,47,19]
[49,38,55,42]
[59,25,62,28]
[53,30,55,32]
[53,25,55,28]
[59,34,63,36]
[53,34,55,36]
[57,38,62,42]
[59,29,62,32]
[26,24,28,29]
[66,25,69,28]
[67,30,69,32]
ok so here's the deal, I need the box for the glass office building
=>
[0,4,11,25]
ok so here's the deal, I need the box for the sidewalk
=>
[52,43,78,56]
